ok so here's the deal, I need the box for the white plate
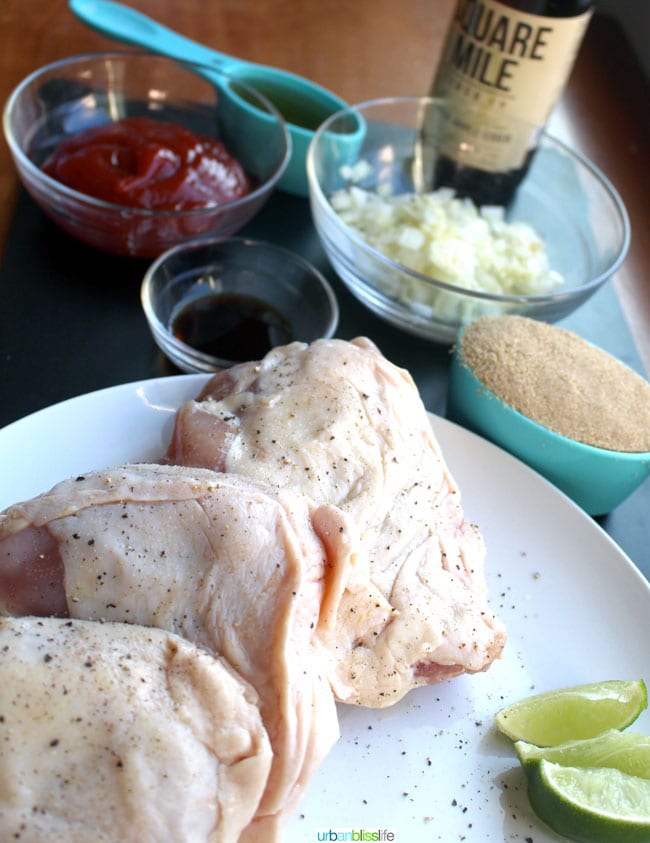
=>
[1,375,649,842]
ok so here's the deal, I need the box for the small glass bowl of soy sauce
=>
[141,237,339,372]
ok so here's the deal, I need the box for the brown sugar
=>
[459,315,650,453]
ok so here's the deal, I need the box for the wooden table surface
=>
[1,0,649,372]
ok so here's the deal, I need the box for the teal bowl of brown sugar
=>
[447,315,650,516]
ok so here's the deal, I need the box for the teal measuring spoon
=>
[69,0,364,197]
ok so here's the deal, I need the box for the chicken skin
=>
[167,337,506,707]
[0,615,271,842]
[0,464,356,840]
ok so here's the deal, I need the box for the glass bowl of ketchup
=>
[141,236,339,372]
[3,51,291,258]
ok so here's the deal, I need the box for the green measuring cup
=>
[69,0,365,197]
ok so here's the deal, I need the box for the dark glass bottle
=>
[430,0,594,206]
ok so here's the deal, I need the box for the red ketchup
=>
[43,116,251,210]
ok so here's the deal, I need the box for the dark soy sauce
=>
[172,293,293,363]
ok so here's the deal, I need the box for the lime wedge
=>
[516,730,650,779]
[495,680,648,746]
[526,759,650,843]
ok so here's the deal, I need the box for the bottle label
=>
[433,0,592,171]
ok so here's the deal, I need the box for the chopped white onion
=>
[330,181,563,322]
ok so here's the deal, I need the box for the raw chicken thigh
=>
[0,336,506,840]
[0,615,271,843]
[167,337,506,707]
[0,464,356,840]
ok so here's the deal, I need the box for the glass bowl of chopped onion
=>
[306,97,630,344]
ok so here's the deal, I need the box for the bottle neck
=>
[496,0,593,16]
